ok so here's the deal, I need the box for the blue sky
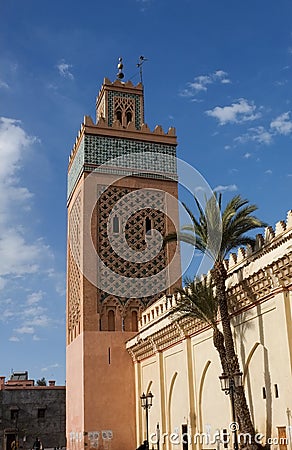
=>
[0,0,292,385]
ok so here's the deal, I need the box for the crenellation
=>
[113,79,122,87]
[103,77,111,85]
[286,210,292,228]
[199,273,205,282]
[153,125,164,135]
[206,270,212,283]
[255,233,265,251]
[124,80,134,87]
[96,116,106,126]
[102,77,142,91]
[228,252,237,268]
[245,243,253,256]
[237,247,246,262]
[141,123,151,133]
[84,115,94,126]
[275,220,286,236]
[69,119,176,159]
[264,225,275,242]
[167,127,176,136]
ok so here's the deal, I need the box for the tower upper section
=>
[67,77,178,202]
[96,77,144,129]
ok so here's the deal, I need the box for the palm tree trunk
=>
[212,261,260,450]
[213,327,228,374]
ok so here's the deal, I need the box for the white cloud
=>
[270,112,292,135]
[1,308,16,320]
[235,126,273,145]
[15,326,34,334]
[265,169,272,175]
[46,268,66,296]
[9,336,20,342]
[1,293,52,341]
[275,80,288,86]
[0,118,33,178]
[22,303,51,328]
[190,98,203,103]
[29,315,51,327]
[0,231,43,276]
[234,112,292,147]
[41,363,60,372]
[244,153,252,158]
[180,70,231,97]
[27,291,44,305]
[249,126,272,144]
[0,79,9,89]
[57,60,74,80]
[33,335,41,341]
[206,98,261,125]
[0,117,64,349]
[0,117,52,282]
[136,0,152,11]
[213,184,238,193]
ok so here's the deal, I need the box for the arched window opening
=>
[131,310,138,332]
[116,109,122,124]
[108,310,115,331]
[145,217,152,236]
[113,215,119,234]
[126,110,132,124]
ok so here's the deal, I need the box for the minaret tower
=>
[66,60,180,450]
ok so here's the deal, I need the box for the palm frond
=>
[171,277,219,328]
[165,192,266,263]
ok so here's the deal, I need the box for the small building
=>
[0,372,66,450]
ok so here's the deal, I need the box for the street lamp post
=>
[219,372,243,450]
[140,392,154,450]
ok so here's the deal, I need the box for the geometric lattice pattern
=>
[97,185,167,304]
[67,192,82,341]
[67,249,81,340]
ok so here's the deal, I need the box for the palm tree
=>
[172,277,228,374]
[166,193,267,449]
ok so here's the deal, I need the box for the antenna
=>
[137,56,148,84]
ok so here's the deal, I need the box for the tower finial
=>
[116,57,124,80]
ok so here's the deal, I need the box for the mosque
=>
[66,61,292,450]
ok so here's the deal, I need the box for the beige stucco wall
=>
[128,212,292,450]
[132,291,292,450]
